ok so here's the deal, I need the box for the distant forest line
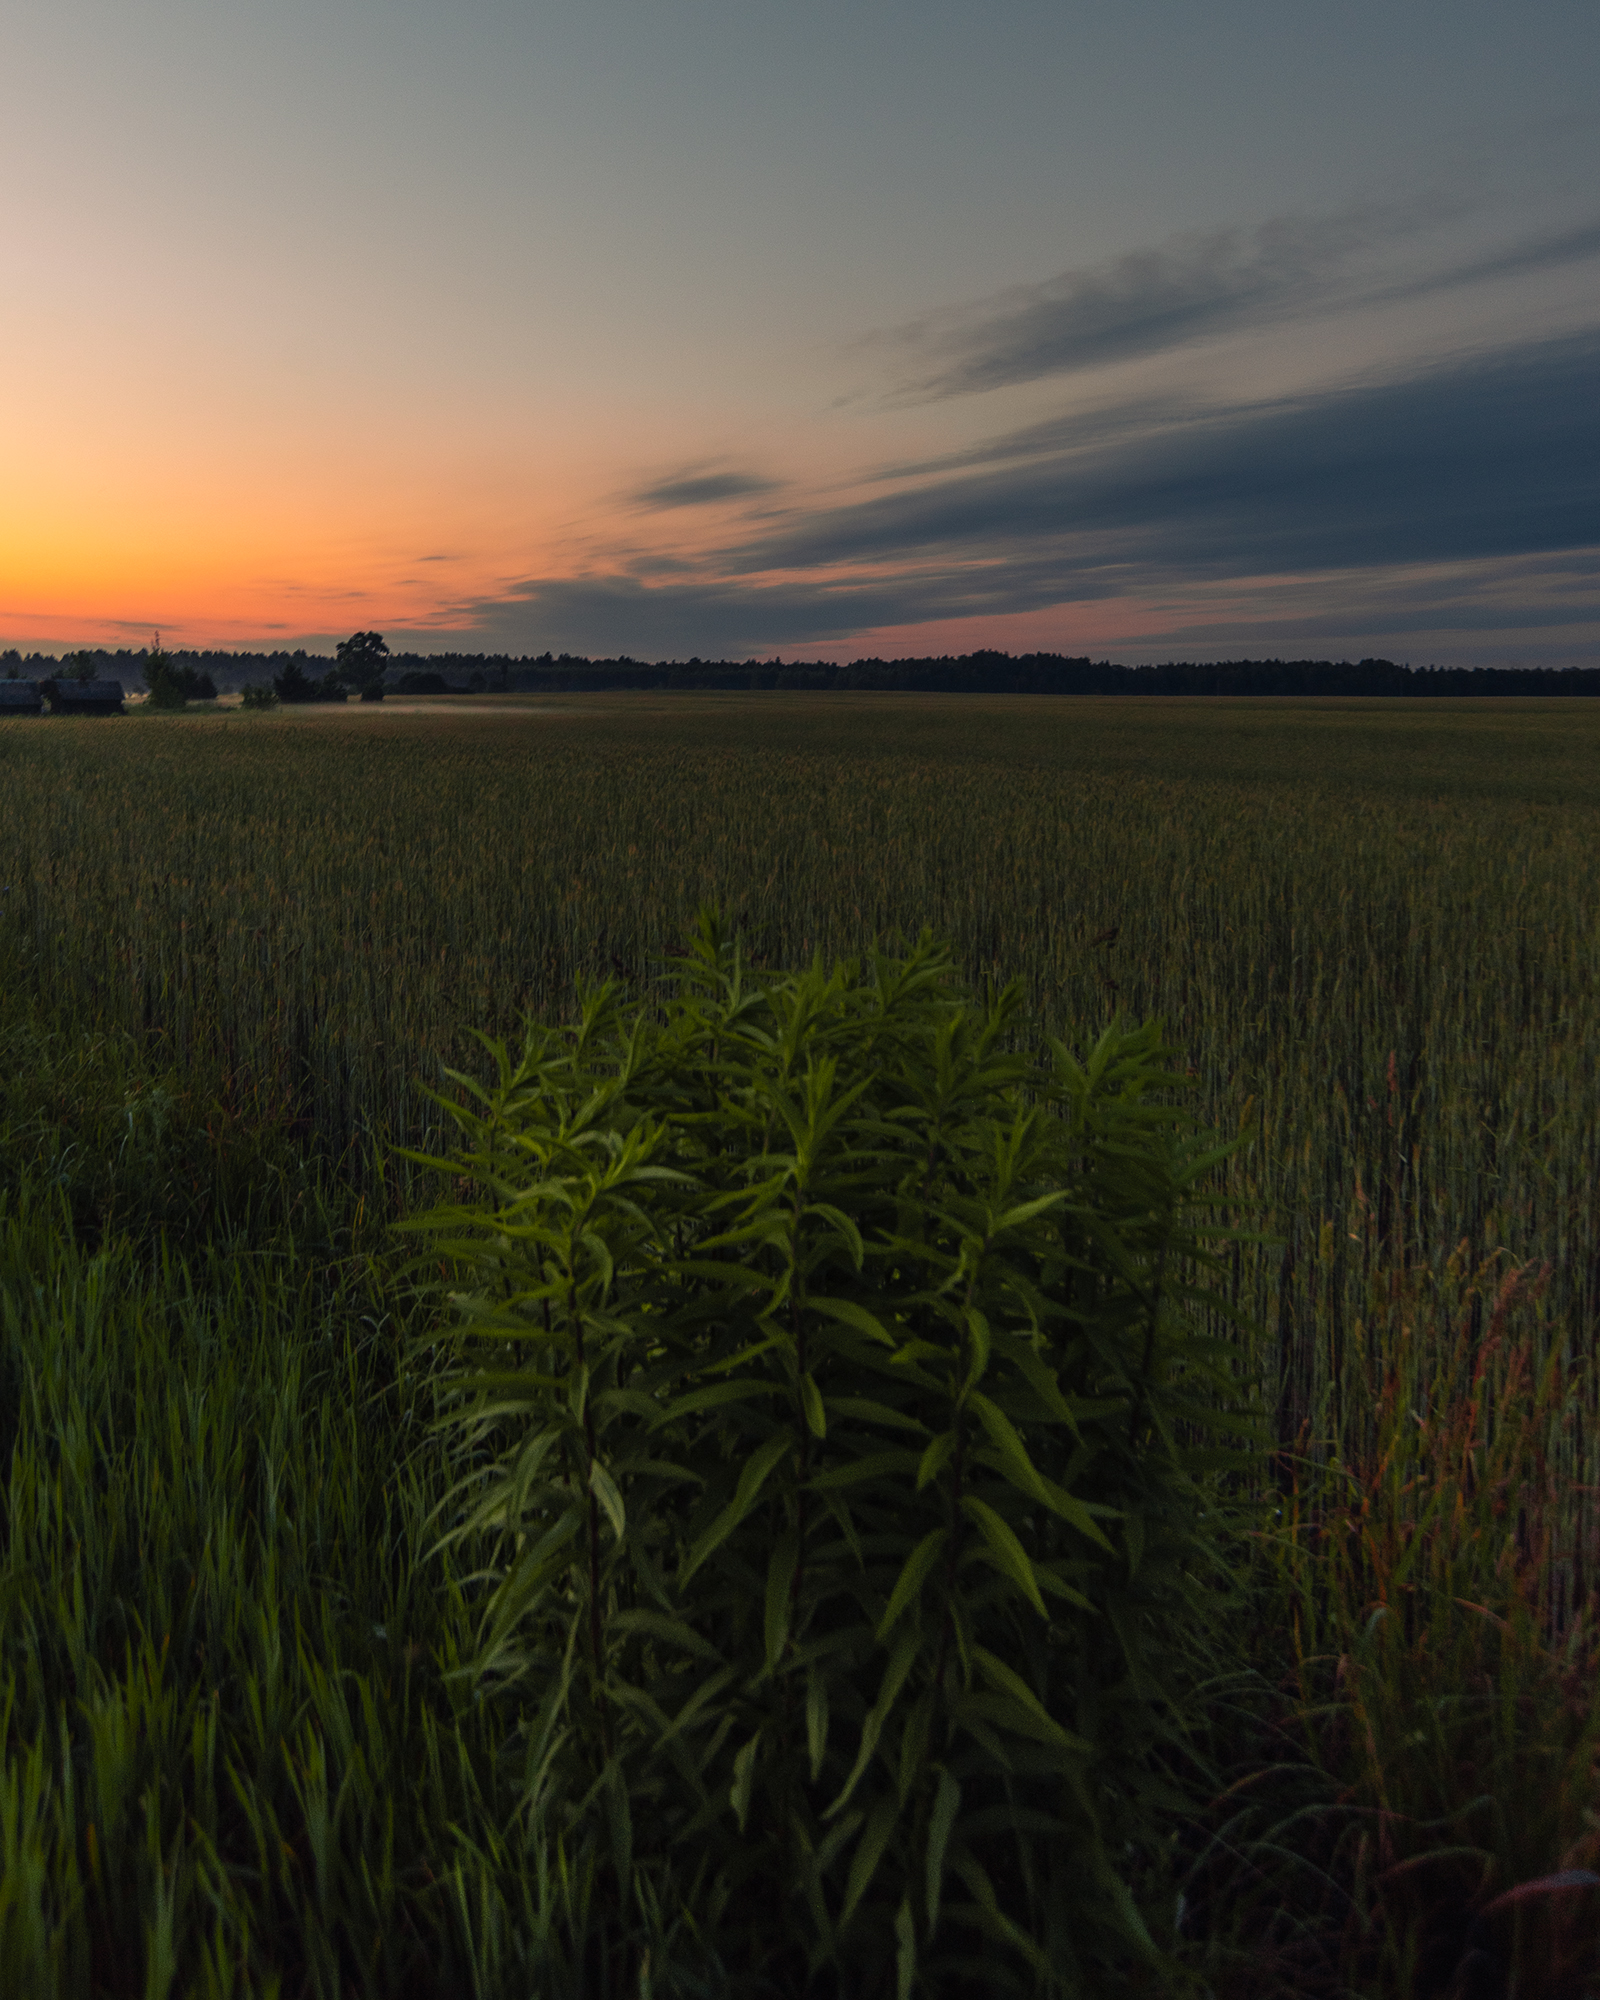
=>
[6,646,1600,698]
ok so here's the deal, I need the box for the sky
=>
[3,0,1597,665]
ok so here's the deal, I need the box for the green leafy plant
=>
[271,658,346,702]
[409,914,1258,1994]
[239,681,280,710]
[141,645,186,708]
[140,647,214,709]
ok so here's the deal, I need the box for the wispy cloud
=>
[631,468,781,510]
[430,573,928,659]
[1360,216,1600,310]
[871,204,1600,399]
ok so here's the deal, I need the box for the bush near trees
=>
[409,915,1256,1994]
[272,658,347,703]
[142,647,217,708]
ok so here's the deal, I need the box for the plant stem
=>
[570,1276,606,1723]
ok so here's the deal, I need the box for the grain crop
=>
[2,690,1597,1992]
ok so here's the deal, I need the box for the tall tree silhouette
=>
[335,631,390,701]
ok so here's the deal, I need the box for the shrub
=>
[272,660,347,703]
[143,645,187,709]
[410,915,1257,1993]
[142,649,217,708]
[240,681,280,710]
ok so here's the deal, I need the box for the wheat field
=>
[4,694,1595,1396]
[2,691,1598,1993]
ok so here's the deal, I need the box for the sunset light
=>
[5,0,1596,663]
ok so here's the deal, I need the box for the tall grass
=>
[2,693,1598,1991]
[0,1176,478,1995]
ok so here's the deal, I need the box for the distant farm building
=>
[0,681,44,715]
[42,679,125,715]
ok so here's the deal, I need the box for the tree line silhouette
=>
[5,644,1599,697]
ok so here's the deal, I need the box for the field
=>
[2,693,1598,1995]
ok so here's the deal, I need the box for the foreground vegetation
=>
[1,695,1597,1994]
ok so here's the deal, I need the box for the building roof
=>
[43,679,125,712]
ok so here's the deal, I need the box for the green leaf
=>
[606,1610,723,1663]
[730,1734,760,1832]
[895,1896,916,2000]
[925,1767,960,1932]
[588,1459,626,1541]
[809,1449,921,1492]
[876,1530,947,1641]
[804,1202,866,1269]
[967,1391,1050,1506]
[1034,1565,1095,1612]
[916,1433,955,1490]
[964,1307,992,1389]
[971,1647,1086,1752]
[826,1627,919,1819]
[968,1392,1115,1552]
[993,1189,1069,1232]
[841,1790,900,1927]
[764,1528,799,1670]
[1037,1476,1117,1553]
[809,1296,896,1346]
[948,1849,1049,1970]
[653,1380,785,1426]
[801,1372,827,1439]
[992,1334,1078,1429]
[680,1434,793,1583]
[1105,1869,1161,1964]
[603,1760,633,1891]
[897,1690,934,1806]
[825,1396,928,1435]
[960,1498,1046,1616]
[695,1331,787,1377]
[807,1669,830,1783]
[810,1808,865,1893]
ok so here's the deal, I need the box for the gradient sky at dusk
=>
[5,0,1597,663]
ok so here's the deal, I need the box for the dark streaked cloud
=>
[733,329,1600,580]
[409,327,1599,663]
[876,205,1600,399]
[1361,216,1600,310]
[424,571,994,660]
[397,541,1600,664]
[868,390,1222,482]
[632,468,781,509]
